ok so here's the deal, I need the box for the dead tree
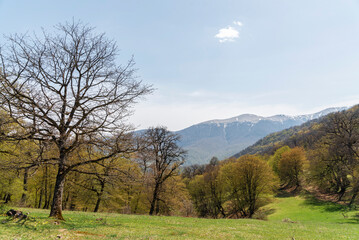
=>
[0,20,151,220]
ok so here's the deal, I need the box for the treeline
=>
[0,124,190,216]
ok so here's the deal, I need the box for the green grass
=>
[0,196,359,239]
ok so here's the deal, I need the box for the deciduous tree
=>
[278,147,306,188]
[0,21,151,219]
[220,155,275,218]
[139,127,186,215]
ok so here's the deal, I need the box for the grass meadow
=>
[0,195,358,240]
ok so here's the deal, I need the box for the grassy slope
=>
[0,196,359,240]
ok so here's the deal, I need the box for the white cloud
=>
[215,20,243,43]
[215,26,239,43]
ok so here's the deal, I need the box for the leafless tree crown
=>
[0,21,151,150]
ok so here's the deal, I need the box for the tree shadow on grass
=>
[300,192,348,212]
[349,213,359,223]
[0,217,38,231]
[275,191,293,198]
[275,186,302,198]
[61,217,122,231]
[299,192,359,224]
[252,208,276,220]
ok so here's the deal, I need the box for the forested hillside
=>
[233,106,353,158]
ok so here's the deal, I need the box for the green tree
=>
[268,146,290,175]
[220,155,276,218]
[278,147,307,188]
[187,165,226,218]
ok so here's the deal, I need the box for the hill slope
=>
[233,106,355,158]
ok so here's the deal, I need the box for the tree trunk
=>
[149,182,160,215]
[94,182,105,212]
[63,191,70,210]
[338,187,346,202]
[38,189,43,208]
[93,196,101,213]
[69,190,77,211]
[349,188,359,206]
[44,187,50,209]
[20,167,29,205]
[69,172,79,211]
[219,204,226,218]
[133,193,141,214]
[43,165,49,209]
[249,201,256,218]
[155,198,160,215]
[49,165,66,220]
[4,193,11,204]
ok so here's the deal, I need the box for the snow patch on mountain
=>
[199,107,347,126]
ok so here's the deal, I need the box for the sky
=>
[1,0,359,131]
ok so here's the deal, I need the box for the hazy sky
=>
[1,0,359,130]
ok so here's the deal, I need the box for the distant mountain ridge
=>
[176,107,347,165]
[202,108,345,125]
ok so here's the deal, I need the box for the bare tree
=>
[139,127,186,215]
[0,21,152,220]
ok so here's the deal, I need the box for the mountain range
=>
[176,107,347,165]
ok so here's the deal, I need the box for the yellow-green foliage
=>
[0,137,190,216]
[220,155,277,218]
[187,165,226,218]
[278,147,307,187]
[188,155,277,218]
[268,146,290,175]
